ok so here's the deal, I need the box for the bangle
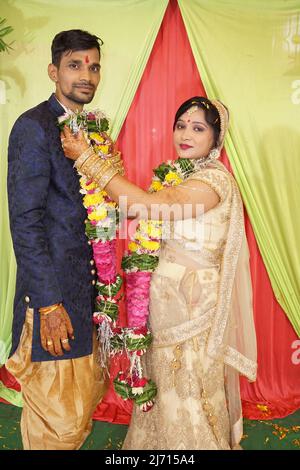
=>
[79,153,107,179]
[74,147,95,170]
[106,152,125,176]
[76,153,119,190]
[93,161,119,191]
[81,153,104,175]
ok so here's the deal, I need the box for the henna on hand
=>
[40,304,74,357]
[61,126,89,160]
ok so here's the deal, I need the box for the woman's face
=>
[173,107,215,159]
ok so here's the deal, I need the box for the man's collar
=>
[48,93,66,117]
[48,93,80,117]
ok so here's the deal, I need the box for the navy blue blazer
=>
[7,94,97,361]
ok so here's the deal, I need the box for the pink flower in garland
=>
[126,272,152,327]
[92,239,117,284]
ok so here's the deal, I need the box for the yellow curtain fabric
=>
[179,0,300,335]
[0,0,168,370]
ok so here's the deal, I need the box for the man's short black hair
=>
[51,29,103,66]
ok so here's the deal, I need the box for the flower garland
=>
[58,110,122,373]
[115,157,200,411]
[58,109,203,411]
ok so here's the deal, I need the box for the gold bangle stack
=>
[107,151,125,176]
[93,159,119,191]
[39,302,61,315]
[77,152,119,191]
[74,146,95,170]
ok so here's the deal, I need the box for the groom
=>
[6,29,108,450]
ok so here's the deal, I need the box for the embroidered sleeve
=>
[187,168,231,203]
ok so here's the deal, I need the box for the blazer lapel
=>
[48,93,65,118]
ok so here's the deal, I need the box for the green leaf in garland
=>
[153,162,174,182]
[133,380,157,405]
[113,378,132,400]
[176,157,195,176]
[121,253,159,272]
[85,217,119,241]
[99,118,109,132]
[125,333,153,351]
[95,299,119,321]
[96,274,123,297]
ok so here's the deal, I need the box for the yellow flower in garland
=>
[128,242,139,252]
[165,172,183,185]
[95,144,109,155]
[140,239,160,252]
[147,225,162,239]
[150,180,163,192]
[80,178,98,192]
[138,220,162,239]
[88,206,108,221]
[134,232,143,241]
[89,132,105,143]
[83,192,104,208]
[138,220,150,232]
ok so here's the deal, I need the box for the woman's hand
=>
[60,126,89,161]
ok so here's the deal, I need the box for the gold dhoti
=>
[6,308,108,450]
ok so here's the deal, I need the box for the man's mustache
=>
[73,82,95,90]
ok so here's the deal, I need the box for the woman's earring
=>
[208,148,220,160]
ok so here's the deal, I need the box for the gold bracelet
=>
[83,160,108,180]
[94,162,119,191]
[80,154,108,180]
[107,151,121,164]
[74,147,95,170]
[80,153,99,172]
[76,152,120,188]
[105,152,125,176]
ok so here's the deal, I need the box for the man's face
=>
[48,48,101,111]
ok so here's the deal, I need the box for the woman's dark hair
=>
[51,29,103,67]
[173,96,221,147]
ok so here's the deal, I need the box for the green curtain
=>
[0,0,168,379]
[179,0,300,335]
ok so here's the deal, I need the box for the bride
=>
[61,96,257,450]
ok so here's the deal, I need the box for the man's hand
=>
[40,304,74,357]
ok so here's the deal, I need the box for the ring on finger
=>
[61,338,69,344]
[47,340,53,346]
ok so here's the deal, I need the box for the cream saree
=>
[123,162,257,450]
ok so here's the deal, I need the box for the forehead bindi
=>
[181,110,208,125]
[63,49,100,64]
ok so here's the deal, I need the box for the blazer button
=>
[91,269,96,275]
[92,280,96,285]
[25,296,30,303]
[90,259,95,266]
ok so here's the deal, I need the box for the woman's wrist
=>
[74,146,95,170]
[76,152,119,190]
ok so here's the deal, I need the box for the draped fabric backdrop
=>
[1,0,300,422]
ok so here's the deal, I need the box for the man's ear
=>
[48,63,58,83]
